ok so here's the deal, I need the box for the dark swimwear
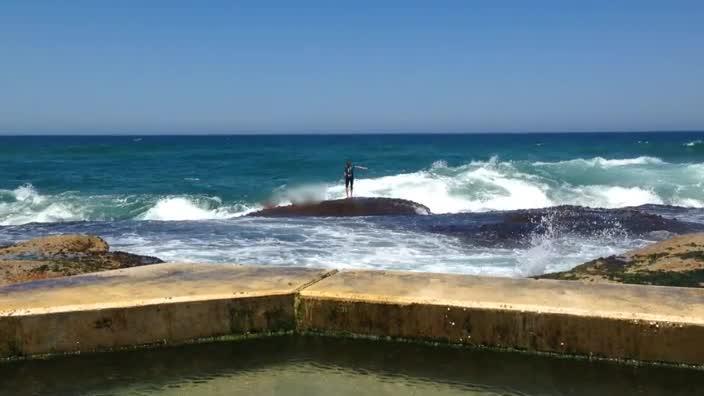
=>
[345,165,354,188]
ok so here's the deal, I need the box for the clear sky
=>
[1,1,703,134]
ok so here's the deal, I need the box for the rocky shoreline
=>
[536,233,704,287]
[0,234,163,286]
[3,229,704,289]
[422,205,704,248]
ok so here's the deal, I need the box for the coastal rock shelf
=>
[2,263,704,366]
[247,197,431,217]
[424,205,704,248]
[0,234,163,286]
[536,233,704,287]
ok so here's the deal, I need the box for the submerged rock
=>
[536,233,704,287]
[248,197,431,217]
[425,205,704,248]
[0,234,163,286]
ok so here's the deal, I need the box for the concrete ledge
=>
[0,263,333,358]
[298,270,704,365]
[2,264,704,365]
[0,295,294,357]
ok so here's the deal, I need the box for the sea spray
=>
[2,155,704,225]
[321,157,700,214]
[513,208,631,276]
[2,133,703,277]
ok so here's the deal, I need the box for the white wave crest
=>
[313,156,699,213]
[1,154,703,225]
[533,156,665,167]
[0,184,85,225]
[685,140,703,147]
[0,185,256,225]
[12,184,45,203]
[559,186,663,208]
[430,160,448,169]
[672,197,704,208]
[323,161,553,213]
[140,197,256,221]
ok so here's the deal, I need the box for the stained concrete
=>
[298,270,704,365]
[2,265,704,365]
[0,263,333,358]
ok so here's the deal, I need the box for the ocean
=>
[2,132,704,276]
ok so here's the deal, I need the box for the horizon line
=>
[0,129,703,137]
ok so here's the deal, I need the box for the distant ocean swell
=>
[2,155,703,225]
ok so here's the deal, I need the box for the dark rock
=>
[248,197,431,217]
[424,205,704,248]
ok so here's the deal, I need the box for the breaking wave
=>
[139,197,255,221]
[0,184,255,226]
[1,156,703,225]
[320,156,703,213]
[532,156,665,167]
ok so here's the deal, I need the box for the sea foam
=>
[320,157,683,213]
[140,197,256,221]
[1,156,703,225]
[532,156,665,167]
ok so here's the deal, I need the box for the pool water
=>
[1,335,702,395]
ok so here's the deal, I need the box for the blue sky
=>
[1,1,703,134]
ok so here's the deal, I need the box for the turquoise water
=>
[1,132,704,275]
[2,133,704,221]
[1,336,702,395]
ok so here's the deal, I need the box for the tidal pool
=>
[1,335,702,395]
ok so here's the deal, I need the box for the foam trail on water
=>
[91,215,649,277]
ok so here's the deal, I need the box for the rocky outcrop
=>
[0,234,163,286]
[0,234,109,257]
[248,197,431,217]
[536,233,704,287]
[425,205,704,248]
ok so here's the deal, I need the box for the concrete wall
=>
[297,270,704,365]
[0,264,332,358]
[297,298,704,365]
[2,264,704,365]
[0,295,294,357]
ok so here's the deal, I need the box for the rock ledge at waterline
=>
[0,234,162,286]
[248,197,431,217]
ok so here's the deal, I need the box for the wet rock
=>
[536,233,704,288]
[0,234,163,286]
[0,234,109,257]
[424,205,704,248]
[248,197,431,217]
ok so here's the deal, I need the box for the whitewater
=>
[1,155,703,225]
[1,133,703,277]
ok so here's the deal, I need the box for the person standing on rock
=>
[344,160,367,198]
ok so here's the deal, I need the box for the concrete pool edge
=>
[2,264,704,366]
